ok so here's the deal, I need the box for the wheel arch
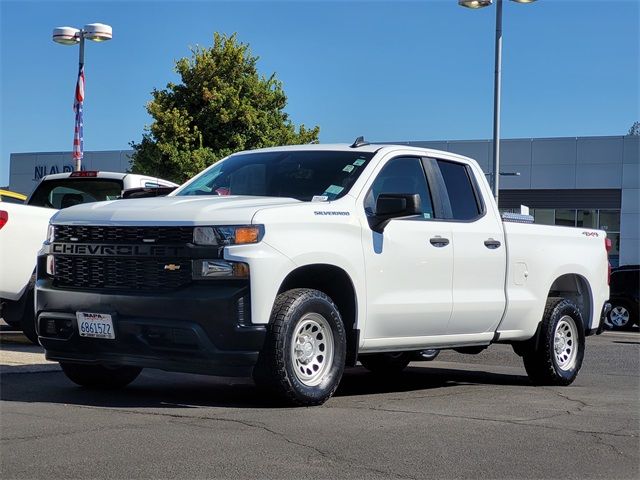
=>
[547,273,593,334]
[277,263,360,366]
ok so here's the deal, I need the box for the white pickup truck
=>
[36,142,610,405]
[0,171,176,341]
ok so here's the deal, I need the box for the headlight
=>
[47,224,55,243]
[193,225,263,246]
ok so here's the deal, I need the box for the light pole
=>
[52,23,113,171]
[458,0,536,204]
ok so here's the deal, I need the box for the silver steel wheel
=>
[554,315,578,371]
[290,312,334,387]
[609,306,631,328]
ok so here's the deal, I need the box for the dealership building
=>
[7,135,639,266]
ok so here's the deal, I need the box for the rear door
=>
[431,158,507,335]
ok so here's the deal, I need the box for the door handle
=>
[430,237,450,248]
[484,239,501,249]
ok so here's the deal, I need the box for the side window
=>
[364,157,434,219]
[436,160,482,221]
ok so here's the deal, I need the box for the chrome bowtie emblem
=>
[164,264,181,271]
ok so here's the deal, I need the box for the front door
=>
[361,156,453,349]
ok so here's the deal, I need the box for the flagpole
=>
[52,23,112,172]
[75,32,85,172]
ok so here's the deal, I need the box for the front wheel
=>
[523,297,585,386]
[253,288,346,406]
[60,363,142,389]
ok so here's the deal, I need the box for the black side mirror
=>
[369,193,421,233]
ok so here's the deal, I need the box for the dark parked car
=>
[606,265,639,331]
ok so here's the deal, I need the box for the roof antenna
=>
[350,136,370,148]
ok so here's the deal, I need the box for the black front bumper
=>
[35,276,266,377]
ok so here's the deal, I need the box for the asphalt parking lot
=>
[1,328,638,479]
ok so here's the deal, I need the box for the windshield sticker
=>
[424,212,432,219]
[342,165,355,173]
[312,195,329,202]
[324,185,344,196]
[353,159,366,167]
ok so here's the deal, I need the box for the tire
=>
[2,278,38,344]
[253,288,347,406]
[606,301,635,331]
[1,299,23,328]
[20,286,38,345]
[523,297,585,386]
[360,352,412,374]
[60,362,142,389]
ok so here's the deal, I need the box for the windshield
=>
[176,150,375,201]
[28,179,124,209]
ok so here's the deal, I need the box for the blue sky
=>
[1,0,638,186]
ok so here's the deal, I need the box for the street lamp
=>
[52,23,113,171]
[458,0,536,203]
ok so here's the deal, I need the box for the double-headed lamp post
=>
[458,0,536,204]
[52,23,113,171]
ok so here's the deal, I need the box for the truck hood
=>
[51,195,302,225]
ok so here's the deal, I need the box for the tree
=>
[628,121,640,136]
[130,33,320,183]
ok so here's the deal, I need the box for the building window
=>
[534,209,555,225]
[555,209,576,227]
[577,210,598,228]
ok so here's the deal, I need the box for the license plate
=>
[76,312,115,339]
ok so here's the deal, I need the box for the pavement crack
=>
[352,404,637,438]
[61,404,417,479]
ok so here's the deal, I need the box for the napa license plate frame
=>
[76,312,116,339]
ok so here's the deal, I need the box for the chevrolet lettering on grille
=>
[51,243,187,257]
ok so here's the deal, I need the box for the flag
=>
[72,65,85,161]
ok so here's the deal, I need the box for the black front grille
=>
[54,225,193,244]
[54,256,192,291]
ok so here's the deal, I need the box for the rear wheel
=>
[523,297,585,386]
[60,363,142,389]
[253,288,346,406]
[360,352,412,374]
[606,302,635,331]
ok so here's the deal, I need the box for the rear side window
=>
[437,160,481,221]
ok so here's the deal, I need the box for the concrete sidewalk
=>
[0,337,60,374]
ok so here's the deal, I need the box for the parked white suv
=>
[36,143,610,405]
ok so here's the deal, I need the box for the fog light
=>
[193,260,249,279]
[202,260,232,277]
[45,319,57,335]
[46,255,55,276]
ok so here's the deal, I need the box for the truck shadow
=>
[0,364,530,410]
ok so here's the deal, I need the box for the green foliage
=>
[131,33,320,183]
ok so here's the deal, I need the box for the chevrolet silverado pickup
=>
[36,142,611,405]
